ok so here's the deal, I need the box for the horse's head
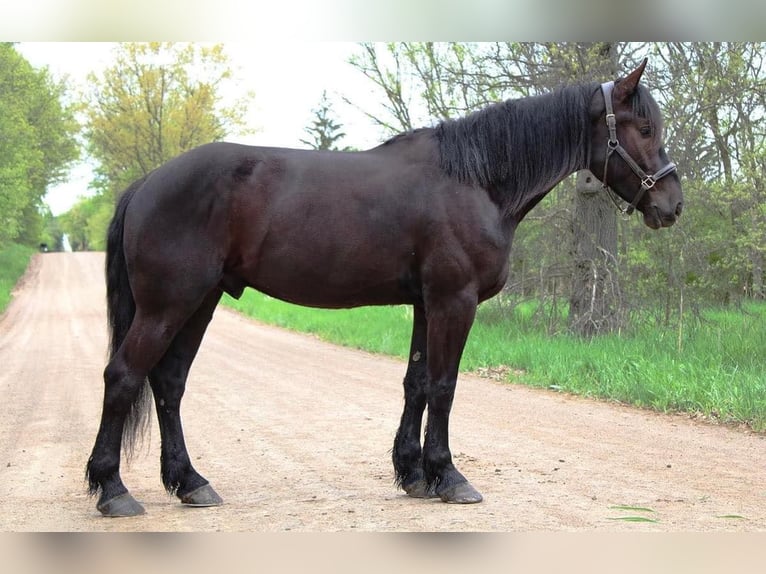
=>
[588,58,683,229]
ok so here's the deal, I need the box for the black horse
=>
[86,59,682,516]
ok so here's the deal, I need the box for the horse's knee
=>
[102,360,144,408]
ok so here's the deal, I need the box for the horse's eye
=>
[639,125,653,137]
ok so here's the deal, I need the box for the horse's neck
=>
[497,95,590,219]
[436,84,592,220]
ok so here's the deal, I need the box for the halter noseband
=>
[600,81,677,215]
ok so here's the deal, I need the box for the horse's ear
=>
[614,57,648,102]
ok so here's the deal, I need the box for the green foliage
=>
[652,42,766,302]
[58,193,113,251]
[0,242,35,314]
[66,42,253,250]
[84,42,252,200]
[223,291,766,431]
[39,207,65,251]
[0,43,79,245]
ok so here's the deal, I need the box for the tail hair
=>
[105,176,152,457]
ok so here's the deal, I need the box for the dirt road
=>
[0,252,763,531]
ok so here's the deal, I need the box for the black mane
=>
[434,83,598,213]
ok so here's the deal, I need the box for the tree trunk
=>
[752,248,764,299]
[568,170,623,336]
[567,42,623,337]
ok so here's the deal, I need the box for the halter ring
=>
[641,176,656,190]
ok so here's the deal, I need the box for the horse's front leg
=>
[392,305,436,498]
[422,290,483,503]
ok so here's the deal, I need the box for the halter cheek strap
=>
[600,81,677,215]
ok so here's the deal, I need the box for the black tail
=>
[105,176,152,457]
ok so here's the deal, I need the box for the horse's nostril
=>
[675,202,683,217]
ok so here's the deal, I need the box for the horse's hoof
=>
[180,484,223,507]
[97,493,146,517]
[438,481,483,504]
[402,478,438,499]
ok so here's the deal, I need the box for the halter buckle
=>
[641,175,656,190]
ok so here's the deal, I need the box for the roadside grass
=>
[223,291,766,430]
[0,243,35,314]
[607,505,659,523]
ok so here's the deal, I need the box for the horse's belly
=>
[249,276,414,309]
[239,251,418,309]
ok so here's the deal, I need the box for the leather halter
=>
[600,81,677,215]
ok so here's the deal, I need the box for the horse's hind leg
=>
[148,288,223,507]
[392,305,435,498]
[87,356,150,516]
[87,306,196,517]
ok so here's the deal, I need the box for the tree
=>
[300,91,349,151]
[535,43,624,336]
[652,43,766,302]
[84,42,252,201]
[346,43,504,134]
[70,42,254,250]
[0,42,79,245]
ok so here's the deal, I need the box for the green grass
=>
[606,516,659,523]
[0,243,35,314]
[223,291,766,431]
[224,293,414,360]
[609,505,657,513]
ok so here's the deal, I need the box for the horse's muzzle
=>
[643,201,682,229]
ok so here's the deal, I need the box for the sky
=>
[17,42,394,215]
